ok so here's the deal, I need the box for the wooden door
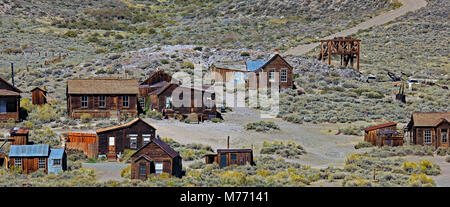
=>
[220,154,227,168]
[108,137,116,154]
[27,158,34,173]
[112,96,118,110]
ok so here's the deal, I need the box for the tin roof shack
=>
[139,71,172,112]
[406,112,450,149]
[31,87,47,106]
[376,129,404,147]
[0,77,21,122]
[48,148,67,174]
[130,137,182,180]
[66,78,139,119]
[205,137,254,168]
[364,122,398,146]
[9,127,30,145]
[246,54,294,90]
[8,144,66,174]
[155,83,217,121]
[96,118,156,160]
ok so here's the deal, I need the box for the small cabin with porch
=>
[130,137,182,180]
[96,117,156,160]
[66,78,139,119]
[364,122,403,147]
[31,86,47,106]
[8,144,66,174]
[0,77,21,122]
[406,112,450,149]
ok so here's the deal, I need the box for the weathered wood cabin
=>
[154,83,217,121]
[8,144,67,174]
[245,53,294,90]
[0,77,21,122]
[31,86,47,105]
[210,64,247,83]
[139,71,172,112]
[66,78,139,119]
[9,127,30,145]
[96,118,156,160]
[364,122,403,147]
[205,137,254,168]
[406,112,450,149]
[130,137,182,180]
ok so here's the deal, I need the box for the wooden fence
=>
[67,133,96,144]
[65,142,98,159]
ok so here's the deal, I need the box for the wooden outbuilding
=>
[205,137,254,168]
[31,86,47,105]
[96,117,156,160]
[66,78,139,119]
[9,127,30,145]
[246,53,294,90]
[8,144,67,174]
[0,77,21,122]
[406,112,450,149]
[130,137,182,180]
[364,122,403,147]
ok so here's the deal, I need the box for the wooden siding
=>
[67,94,138,119]
[9,157,47,174]
[65,142,98,159]
[253,55,294,89]
[0,96,20,122]
[364,125,397,146]
[32,89,47,105]
[67,133,96,144]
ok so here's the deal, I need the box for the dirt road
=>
[283,0,428,56]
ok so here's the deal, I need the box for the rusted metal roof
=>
[0,89,20,96]
[67,78,138,95]
[9,127,29,135]
[364,122,396,132]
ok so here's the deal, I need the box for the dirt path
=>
[82,162,128,182]
[283,0,428,56]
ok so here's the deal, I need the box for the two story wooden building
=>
[406,112,449,149]
[66,78,139,119]
[0,77,21,122]
[138,71,172,112]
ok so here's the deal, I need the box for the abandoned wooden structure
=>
[205,137,254,168]
[364,122,403,147]
[210,63,247,83]
[9,127,30,145]
[65,132,98,159]
[66,78,139,119]
[0,77,21,122]
[246,53,294,89]
[130,137,182,180]
[8,144,66,174]
[139,71,173,112]
[406,112,450,149]
[318,37,361,71]
[154,83,217,121]
[31,86,47,105]
[96,118,156,160]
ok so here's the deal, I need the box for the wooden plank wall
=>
[65,142,98,159]
[67,133,96,144]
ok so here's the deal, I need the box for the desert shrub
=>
[146,110,163,120]
[80,113,92,123]
[260,141,306,159]
[162,138,214,161]
[29,127,60,147]
[436,147,448,156]
[408,173,435,187]
[121,165,131,178]
[188,161,205,169]
[183,62,194,69]
[63,30,78,38]
[446,156,450,163]
[67,150,88,162]
[121,149,137,163]
[67,161,82,171]
[193,46,203,51]
[245,121,280,132]
[211,118,223,123]
[367,146,434,158]
[354,141,373,149]
[240,52,250,56]
[340,125,362,136]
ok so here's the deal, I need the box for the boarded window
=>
[424,130,432,144]
[38,158,46,169]
[155,162,163,174]
[129,135,137,149]
[122,96,129,107]
[442,129,448,143]
[53,159,61,167]
[281,69,287,82]
[99,96,106,108]
[81,96,88,108]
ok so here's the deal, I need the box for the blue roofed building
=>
[48,148,67,174]
[8,144,66,174]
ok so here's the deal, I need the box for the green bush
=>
[245,121,280,132]
[211,118,223,123]
[146,110,163,120]
[354,141,373,149]
[63,30,78,38]
[260,141,306,159]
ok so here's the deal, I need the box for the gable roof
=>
[364,122,397,132]
[0,89,20,96]
[96,117,155,134]
[9,144,50,157]
[0,76,21,93]
[67,78,138,95]
[410,112,450,127]
[245,54,292,72]
[31,86,47,93]
[140,71,172,86]
[131,138,180,159]
[49,148,65,159]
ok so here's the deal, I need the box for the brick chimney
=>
[274,48,279,54]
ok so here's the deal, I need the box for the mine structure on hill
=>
[318,37,361,71]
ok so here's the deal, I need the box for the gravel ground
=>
[82,162,129,182]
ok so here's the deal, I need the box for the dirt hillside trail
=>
[283,0,428,56]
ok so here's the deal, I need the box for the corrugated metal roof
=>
[364,122,397,132]
[49,148,65,159]
[246,61,267,71]
[9,144,50,157]
[217,149,253,153]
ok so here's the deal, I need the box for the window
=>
[268,69,275,82]
[0,100,6,114]
[281,69,287,82]
[53,159,61,167]
[165,96,172,109]
[155,162,163,174]
[442,129,448,143]
[81,96,88,108]
[15,158,22,167]
[122,96,129,107]
[139,163,146,176]
[109,137,115,146]
[143,135,151,145]
[99,96,106,108]
[231,154,237,161]
[424,130,432,144]
[139,97,145,109]
[129,135,137,149]
[38,158,46,169]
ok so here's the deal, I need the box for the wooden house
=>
[245,53,294,90]
[153,83,217,121]
[364,122,403,147]
[66,78,139,119]
[130,137,182,180]
[406,112,450,149]
[0,77,21,122]
[139,71,172,112]
[8,144,67,174]
[9,127,30,145]
[210,64,247,83]
[31,86,47,105]
[96,117,156,160]
[205,137,254,168]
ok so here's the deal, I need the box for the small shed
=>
[364,122,398,146]
[130,137,182,180]
[205,137,254,168]
[48,148,67,174]
[9,127,30,145]
[31,86,47,105]
[376,129,404,147]
[9,144,50,174]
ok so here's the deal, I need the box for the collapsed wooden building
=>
[0,77,21,122]
[66,78,139,119]
[406,112,449,149]
[364,122,403,147]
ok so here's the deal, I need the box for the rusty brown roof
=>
[364,122,397,132]
[67,78,138,95]
[0,77,21,93]
[0,89,20,96]
[411,112,450,127]
[96,117,155,134]
[131,138,180,159]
